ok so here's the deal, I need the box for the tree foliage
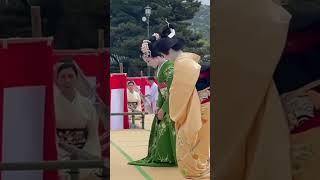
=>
[110,0,210,76]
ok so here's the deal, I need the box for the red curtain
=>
[110,73,129,129]
[0,40,58,180]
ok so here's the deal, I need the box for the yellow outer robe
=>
[169,52,210,179]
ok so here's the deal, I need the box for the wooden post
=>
[68,168,80,180]
[141,113,145,129]
[2,39,8,49]
[2,0,8,5]
[1,0,9,5]
[98,29,105,48]
[31,6,42,37]
[119,63,124,73]
[131,114,136,128]
[140,70,144,77]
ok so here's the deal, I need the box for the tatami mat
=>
[110,115,182,180]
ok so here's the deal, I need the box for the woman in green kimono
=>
[128,33,177,167]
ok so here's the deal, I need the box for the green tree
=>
[188,5,210,41]
[110,0,208,76]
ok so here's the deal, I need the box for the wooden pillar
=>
[2,0,8,5]
[31,6,42,37]
[119,63,124,73]
[98,29,105,48]
[2,39,8,49]
[1,0,9,5]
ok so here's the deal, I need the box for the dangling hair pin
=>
[165,18,170,27]
[168,29,175,38]
[141,40,151,58]
[164,18,175,38]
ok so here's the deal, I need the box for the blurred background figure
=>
[147,76,159,114]
[127,81,142,122]
[54,60,101,180]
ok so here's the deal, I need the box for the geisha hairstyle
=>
[140,33,162,58]
[57,58,78,78]
[127,81,135,86]
[156,23,185,55]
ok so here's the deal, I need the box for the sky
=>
[200,0,210,5]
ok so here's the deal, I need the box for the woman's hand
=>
[157,108,165,120]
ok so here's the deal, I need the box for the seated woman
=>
[127,80,142,124]
[54,60,101,180]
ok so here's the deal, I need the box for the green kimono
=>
[128,60,177,167]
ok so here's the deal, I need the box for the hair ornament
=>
[152,33,160,40]
[141,40,151,58]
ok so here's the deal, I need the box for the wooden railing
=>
[111,111,148,129]
[0,160,107,180]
